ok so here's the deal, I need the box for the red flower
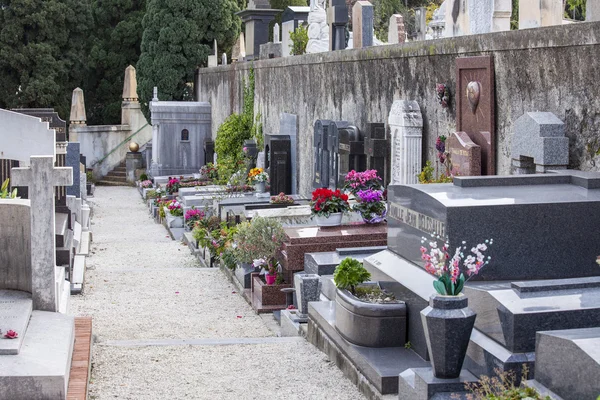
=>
[4,330,18,339]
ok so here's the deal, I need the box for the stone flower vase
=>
[314,212,343,227]
[255,181,266,193]
[420,294,476,379]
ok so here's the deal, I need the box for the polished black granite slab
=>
[387,172,600,281]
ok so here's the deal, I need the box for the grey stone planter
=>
[335,285,407,347]
[234,262,258,289]
[420,294,476,379]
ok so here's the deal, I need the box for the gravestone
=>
[327,121,348,189]
[337,125,365,184]
[313,120,334,188]
[588,0,600,21]
[274,22,280,42]
[447,131,481,176]
[208,40,218,67]
[511,112,568,174]
[259,42,283,59]
[306,0,329,53]
[388,14,405,44]
[352,1,374,48]
[69,87,86,126]
[11,156,73,312]
[264,135,291,194]
[364,122,389,186]
[236,0,281,61]
[388,100,423,185]
[0,200,32,294]
[204,138,215,165]
[65,142,81,197]
[327,0,349,51]
[12,108,67,142]
[519,0,562,29]
[445,0,511,36]
[232,34,242,62]
[455,56,495,175]
[222,53,227,65]
[281,6,310,56]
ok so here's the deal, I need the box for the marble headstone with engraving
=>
[388,100,423,185]
[447,131,481,176]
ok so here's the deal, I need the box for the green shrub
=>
[215,113,252,167]
[139,173,148,181]
[233,217,287,264]
[289,24,308,55]
[0,179,17,199]
[333,258,371,295]
[466,366,551,400]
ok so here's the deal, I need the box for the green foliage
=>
[289,24,308,56]
[418,160,453,184]
[215,113,252,179]
[137,0,241,119]
[564,0,586,20]
[466,366,551,400]
[232,217,287,263]
[372,0,441,41]
[510,0,519,30]
[83,0,146,124]
[0,0,93,119]
[333,258,371,295]
[433,273,465,296]
[139,173,149,181]
[0,179,18,199]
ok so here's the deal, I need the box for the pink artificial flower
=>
[4,330,18,339]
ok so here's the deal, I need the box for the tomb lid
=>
[0,290,32,355]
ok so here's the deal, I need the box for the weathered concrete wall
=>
[197,22,600,198]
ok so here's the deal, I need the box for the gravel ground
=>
[70,186,364,400]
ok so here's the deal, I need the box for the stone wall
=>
[196,22,600,197]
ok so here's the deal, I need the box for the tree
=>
[137,0,241,119]
[83,0,147,125]
[0,0,93,119]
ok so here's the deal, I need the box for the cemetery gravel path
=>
[69,186,365,400]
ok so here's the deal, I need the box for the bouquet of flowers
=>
[420,235,493,296]
[270,192,295,205]
[141,180,153,189]
[167,200,183,217]
[248,167,269,183]
[166,178,180,194]
[352,189,387,223]
[343,170,383,195]
[185,207,206,229]
[200,163,218,180]
[310,188,350,217]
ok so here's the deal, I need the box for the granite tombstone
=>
[313,120,333,188]
[447,131,481,176]
[364,123,389,185]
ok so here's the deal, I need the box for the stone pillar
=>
[121,65,140,126]
[415,7,427,40]
[274,22,280,42]
[208,39,218,67]
[352,1,374,48]
[387,100,423,185]
[388,14,405,44]
[222,53,228,65]
[327,0,349,51]
[11,156,73,312]
[126,152,143,184]
[69,88,86,142]
[519,0,563,29]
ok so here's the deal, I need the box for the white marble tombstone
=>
[274,22,281,42]
[519,0,562,29]
[387,100,423,185]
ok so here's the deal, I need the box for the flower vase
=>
[420,294,476,379]
[265,273,277,285]
[255,181,266,193]
[362,209,387,224]
[314,212,343,227]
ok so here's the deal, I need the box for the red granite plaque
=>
[447,132,481,176]
[456,56,495,175]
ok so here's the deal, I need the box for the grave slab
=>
[304,246,387,276]
[0,290,32,355]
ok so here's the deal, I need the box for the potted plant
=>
[419,235,493,379]
[166,177,180,194]
[343,170,383,196]
[270,192,295,206]
[248,167,269,193]
[165,200,184,228]
[310,188,349,227]
[184,207,205,230]
[253,257,280,285]
[333,257,407,347]
[352,189,387,224]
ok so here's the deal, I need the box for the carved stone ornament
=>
[466,81,481,114]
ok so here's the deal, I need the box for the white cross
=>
[11,156,73,312]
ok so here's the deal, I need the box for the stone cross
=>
[11,156,73,312]
[274,23,280,43]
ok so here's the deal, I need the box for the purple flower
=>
[357,189,384,203]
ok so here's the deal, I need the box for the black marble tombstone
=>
[264,135,292,195]
[364,123,389,186]
[337,125,365,184]
[12,108,67,141]
[203,139,215,165]
[313,120,334,189]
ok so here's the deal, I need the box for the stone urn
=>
[420,294,476,379]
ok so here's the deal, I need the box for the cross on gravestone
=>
[11,156,73,312]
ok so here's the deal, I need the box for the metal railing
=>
[90,123,150,168]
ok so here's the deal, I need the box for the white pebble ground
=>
[70,186,365,400]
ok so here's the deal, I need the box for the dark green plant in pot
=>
[333,258,371,295]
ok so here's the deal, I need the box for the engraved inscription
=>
[389,202,446,237]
